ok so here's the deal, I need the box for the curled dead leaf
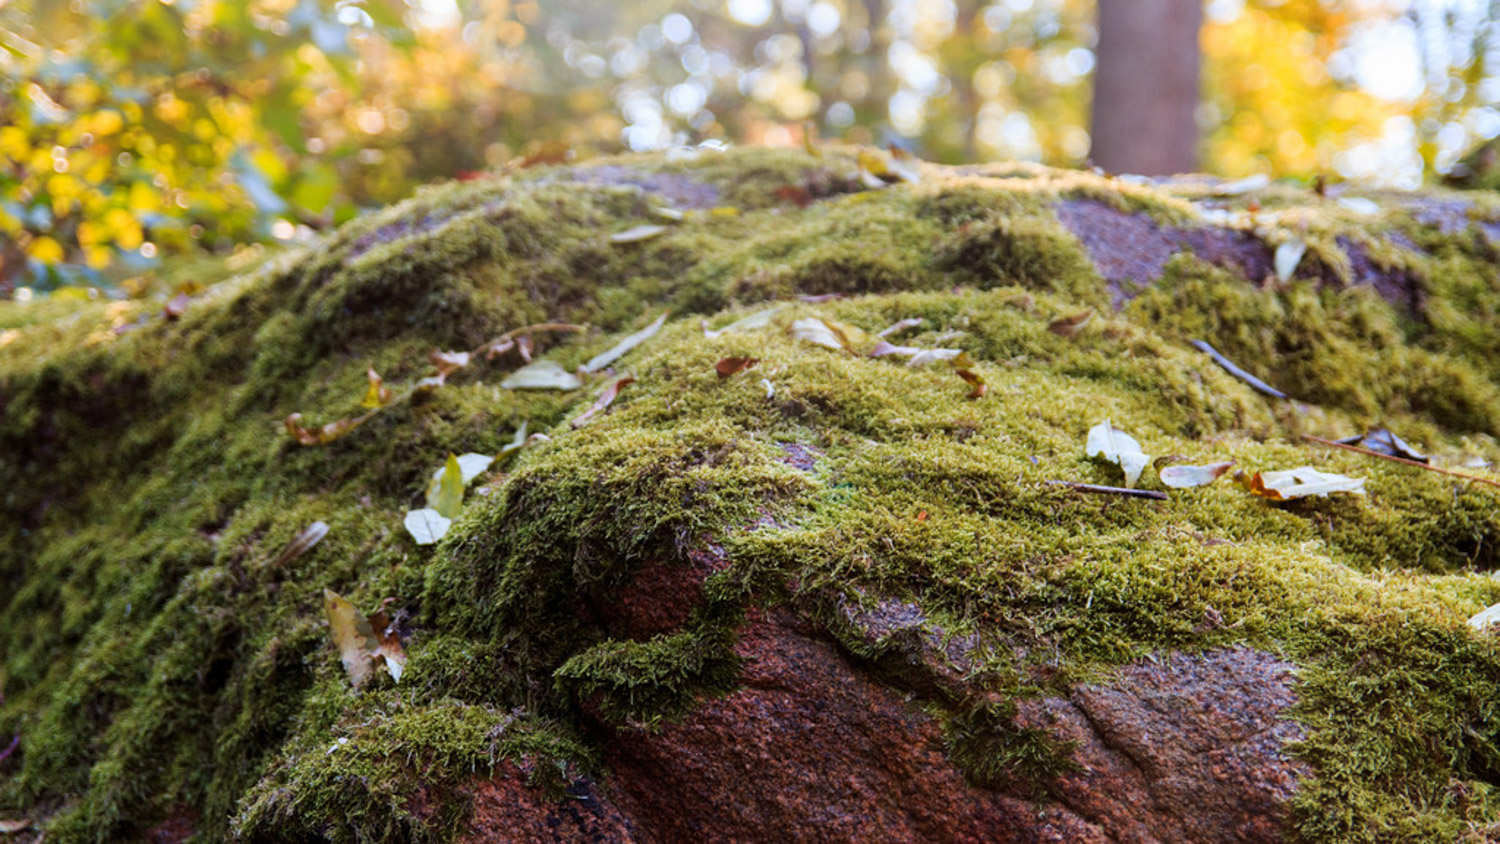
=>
[324,589,406,688]
[1159,461,1235,489]
[429,350,471,377]
[1335,428,1428,463]
[1239,466,1365,500]
[361,368,393,409]
[284,412,368,446]
[956,369,986,399]
[716,357,759,378]
[1047,310,1094,338]
[1086,420,1150,488]
[572,375,635,428]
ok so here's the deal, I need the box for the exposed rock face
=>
[480,584,1307,843]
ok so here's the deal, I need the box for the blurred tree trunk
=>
[1089,0,1203,175]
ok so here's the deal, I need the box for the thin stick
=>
[1189,339,1288,399]
[1302,434,1500,490]
[1045,480,1168,500]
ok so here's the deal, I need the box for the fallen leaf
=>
[1159,461,1236,489]
[272,521,330,566]
[868,340,962,365]
[284,412,367,445]
[1047,310,1094,338]
[1211,173,1269,196]
[798,292,844,303]
[361,368,393,409]
[956,369,986,399]
[499,421,529,457]
[430,350,471,377]
[916,510,928,522]
[325,589,407,687]
[583,312,667,373]
[877,317,924,338]
[516,334,534,362]
[0,819,29,833]
[1274,239,1306,282]
[426,454,466,518]
[651,206,685,222]
[791,316,865,353]
[1469,602,1500,632]
[704,305,785,339]
[776,185,814,207]
[1335,428,1428,463]
[481,322,586,360]
[572,376,635,428]
[324,588,380,689]
[610,224,668,243]
[482,338,516,359]
[500,360,582,391]
[716,357,759,378]
[1240,466,1366,500]
[366,608,407,683]
[761,378,775,398]
[404,508,452,545]
[163,292,191,320]
[1086,420,1150,488]
[1337,197,1381,215]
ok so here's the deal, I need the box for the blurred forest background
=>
[3,0,1500,293]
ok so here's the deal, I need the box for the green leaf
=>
[427,453,465,518]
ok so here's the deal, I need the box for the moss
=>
[553,626,742,727]
[3,147,1500,843]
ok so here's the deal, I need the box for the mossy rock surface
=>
[3,147,1500,842]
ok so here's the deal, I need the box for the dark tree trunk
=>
[1089,0,1203,175]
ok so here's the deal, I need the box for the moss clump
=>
[2,146,1499,843]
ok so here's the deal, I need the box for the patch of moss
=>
[2,147,1500,844]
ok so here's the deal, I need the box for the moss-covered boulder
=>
[3,147,1500,843]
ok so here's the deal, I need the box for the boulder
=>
[2,147,1499,843]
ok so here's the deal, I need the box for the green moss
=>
[3,147,1500,843]
[553,626,741,727]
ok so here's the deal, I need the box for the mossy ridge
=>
[0,146,1495,842]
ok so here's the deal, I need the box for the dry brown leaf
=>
[957,369,986,399]
[324,588,380,689]
[430,350,471,377]
[572,376,635,428]
[516,334,534,362]
[1047,310,1094,338]
[324,589,407,688]
[367,608,407,683]
[716,357,759,378]
[284,412,368,446]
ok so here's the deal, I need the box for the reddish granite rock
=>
[460,761,637,844]
[475,599,1307,842]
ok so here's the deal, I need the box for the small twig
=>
[0,733,18,765]
[1303,435,1500,490]
[1045,480,1168,500]
[1189,339,1288,399]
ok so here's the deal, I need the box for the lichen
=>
[2,146,1499,843]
